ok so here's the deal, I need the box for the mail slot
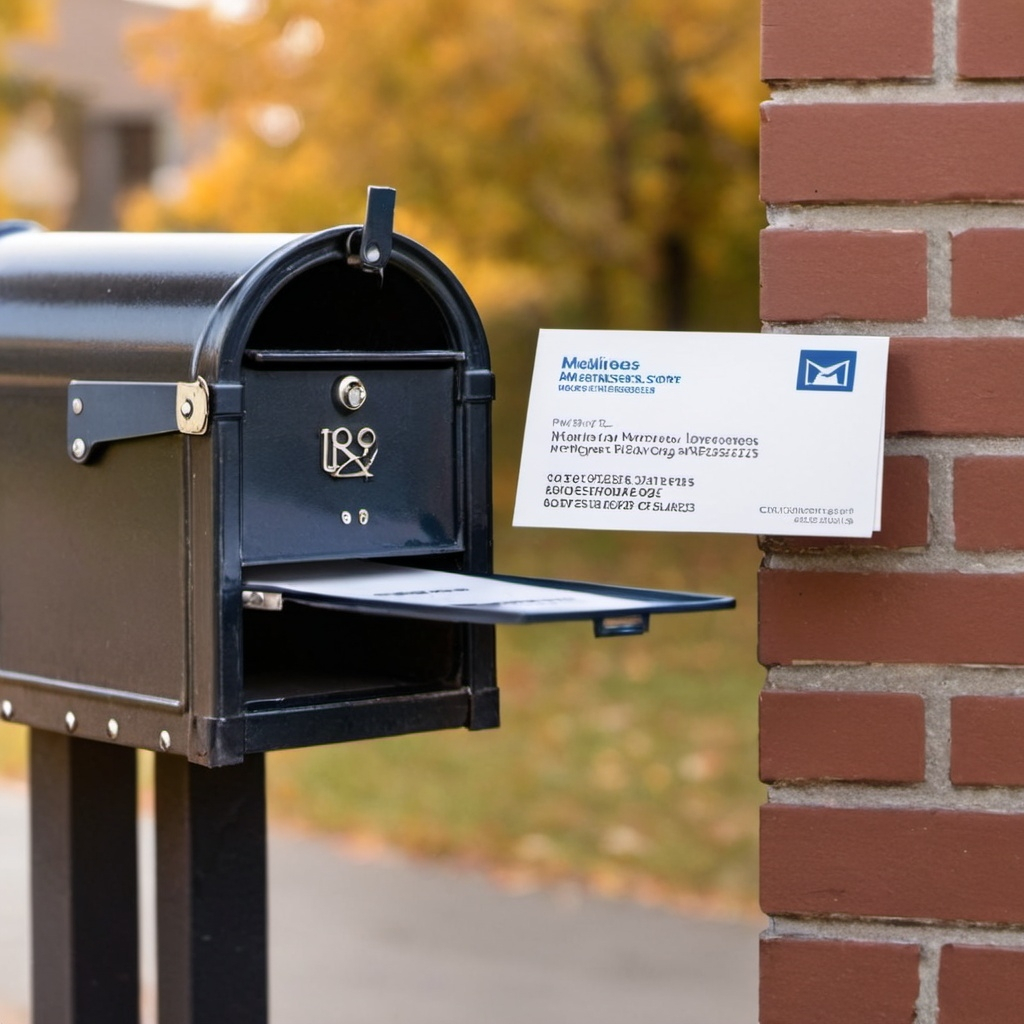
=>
[0,191,733,766]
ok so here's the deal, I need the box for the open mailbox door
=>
[243,561,735,638]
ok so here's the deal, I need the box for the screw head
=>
[71,438,86,459]
[1,700,12,721]
[106,719,120,740]
[159,730,172,752]
[364,243,381,264]
[64,711,77,733]
[72,398,83,415]
[180,399,194,420]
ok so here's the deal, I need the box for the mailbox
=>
[0,191,733,766]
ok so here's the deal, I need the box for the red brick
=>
[762,804,1024,924]
[762,0,933,81]
[939,945,1024,1023]
[761,103,1024,203]
[951,697,1024,786]
[760,691,925,783]
[886,337,1024,436]
[952,230,1024,318]
[768,456,929,551]
[761,938,920,1024]
[761,229,928,322]
[759,570,1024,666]
[959,0,1024,79]
[954,458,1024,551]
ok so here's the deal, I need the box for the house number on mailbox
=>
[320,426,378,479]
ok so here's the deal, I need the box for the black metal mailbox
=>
[0,192,733,767]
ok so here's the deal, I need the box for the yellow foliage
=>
[0,0,47,40]
[0,0,54,216]
[126,0,764,330]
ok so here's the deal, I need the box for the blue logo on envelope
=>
[796,350,857,392]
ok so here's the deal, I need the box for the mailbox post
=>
[0,191,734,1023]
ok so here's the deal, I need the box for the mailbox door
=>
[240,356,462,565]
[243,560,735,633]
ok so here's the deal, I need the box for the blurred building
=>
[4,0,192,228]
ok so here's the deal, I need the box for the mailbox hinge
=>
[67,377,242,463]
[176,379,210,435]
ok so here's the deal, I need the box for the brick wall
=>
[759,1,1024,1019]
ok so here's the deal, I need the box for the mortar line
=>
[930,449,956,550]
[917,939,941,1024]
[933,0,960,85]
[765,81,1024,104]
[771,916,1024,946]
[762,320,1024,338]
[928,227,953,324]
[768,782,1024,813]
[767,663,1024,693]
[923,681,952,791]
[768,204,1024,230]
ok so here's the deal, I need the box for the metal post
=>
[155,753,268,1024]
[30,729,140,1024]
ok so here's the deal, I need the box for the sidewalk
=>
[0,781,759,1023]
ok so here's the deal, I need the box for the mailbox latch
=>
[347,185,396,276]
[68,376,240,463]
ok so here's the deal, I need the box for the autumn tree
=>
[0,0,43,73]
[0,0,49,217]
[128,0,762,331]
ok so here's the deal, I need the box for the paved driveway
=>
[0,781,759,1023]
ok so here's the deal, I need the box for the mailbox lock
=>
[335,375,367,412]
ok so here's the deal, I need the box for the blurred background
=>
[0,0,765,915]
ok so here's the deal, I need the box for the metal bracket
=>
[241,590,283,612]
[68,376,227,463]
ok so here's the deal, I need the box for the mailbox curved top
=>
[0,221,489,383]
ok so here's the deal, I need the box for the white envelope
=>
[513,330,889,538]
